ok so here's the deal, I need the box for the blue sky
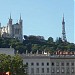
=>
[0,0,74,43]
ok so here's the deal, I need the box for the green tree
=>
[47,37,54,44]
[0,54,27,75]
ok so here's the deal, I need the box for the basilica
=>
[0,14,23,41]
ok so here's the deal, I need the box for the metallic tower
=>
[62,15,67,42]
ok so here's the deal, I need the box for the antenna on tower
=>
[63,14,64,22]
[62,14,67,42]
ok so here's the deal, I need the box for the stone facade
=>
[0,48,75,75]
[0,14,23,41]
[20,51,75,75]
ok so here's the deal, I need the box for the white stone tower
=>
[0,14,23,42]
[8,14,13,37]
[19,14,23,41]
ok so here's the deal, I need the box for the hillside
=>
[0,35,75,54]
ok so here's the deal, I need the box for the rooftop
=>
[19,50,75,59]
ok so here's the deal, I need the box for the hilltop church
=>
[0,14,23,41]
[0,14,66,42]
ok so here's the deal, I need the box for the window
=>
[51,68,55,73]
[66,63,69,66]
[71,68,74,73]
[15,29,19,34]
[66,68,69,73]
[42,63,44,66]
[71,62,74,66]
[36,68,39,73]
[47,62,49,66]
[51,62,54,66]
[26,62,28,66]
[47,68,49,73]
[42,68,44,73]
[36,63,39,66]
[61,62,64,66]
[25,67,28,74]
[31,62,34,66]
[31,68,34,74]
[57,69,60,73]
[61,68,64,73]
[56,62,59,66]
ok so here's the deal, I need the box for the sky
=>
[0,0,74,43]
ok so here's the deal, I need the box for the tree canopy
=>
[0,54,27,75]
[0,35,75,54]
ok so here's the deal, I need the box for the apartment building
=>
[20,51,75,75]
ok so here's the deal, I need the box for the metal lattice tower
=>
[62,14,67,42]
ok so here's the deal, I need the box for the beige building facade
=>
[0,48,75,75]
[21,51,75,75]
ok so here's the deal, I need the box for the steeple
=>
[20,14,21,20]
[62,14,67,42]
[9,13,12,25]
[10,13,11,19]
[8,13,13,37]
[19,14,22,25]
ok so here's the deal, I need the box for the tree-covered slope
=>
[0,35,75,54]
